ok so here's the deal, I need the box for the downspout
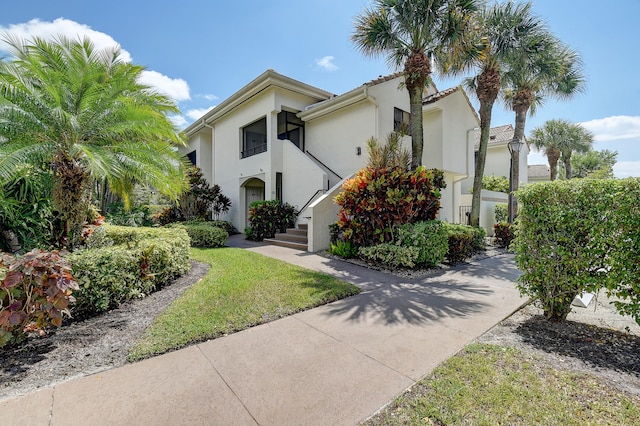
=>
[364,87,379,139]
[201,119,215,184]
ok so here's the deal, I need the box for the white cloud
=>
[580,116,640,142]
[201,94,219,101]
[0,18,190,103]
[138,70,190,102]
[315,56,338,71]
[169,115,188,128]
[186,107,215,121]
[613,161,640,178]
[0,18,132,62]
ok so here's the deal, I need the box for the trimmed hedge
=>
[514,178,640,323]
[359,244,419,269]
[173,221,229,248]
[445,224,486,264]
[67,225,190,318]
[395,220,449,268]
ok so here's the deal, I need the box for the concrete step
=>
[273,233,308,244]
[297,223,308,230]
[285,228,308,237]
[263,238,308,251]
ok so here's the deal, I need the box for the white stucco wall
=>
[282,140,328,219]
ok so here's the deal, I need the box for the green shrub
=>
[514,178,640,324]
[359,243,419,269]
[395,220,448,267]
[176,222,228,248]
[482,175,509,193]
[209,220,237,235]
[329,240,359,259]
[106,202,153,227]
[334,166,445,247]
[494,203,508,223]
[0,249,78,347]
[445,224,485,264]
[68,225,190,317]
[493,221,515,248]
[246,200,296,241]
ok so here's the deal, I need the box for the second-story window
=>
[394,107,410,134]
[242,117,267,158]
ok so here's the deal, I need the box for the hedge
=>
[171,221,229,248]
[514,178,640,324]
[68,225,190,318]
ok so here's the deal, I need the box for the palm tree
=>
[0,34,188,248]
[439,0,545,227]
[528,119,593,180]
[352,0,478,169]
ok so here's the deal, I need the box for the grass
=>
[365,343,640,425]
[128,247,360,361]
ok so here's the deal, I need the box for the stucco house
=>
[182,69,479,251]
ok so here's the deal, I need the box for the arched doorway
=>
[242,178,265,228]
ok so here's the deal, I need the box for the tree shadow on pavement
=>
[321,279,493,326]
[516,316,640,376]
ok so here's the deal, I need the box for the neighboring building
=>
[461,124,529,194]
[182,69,479,251]
[459,124,529,235]
[528,164,551,183]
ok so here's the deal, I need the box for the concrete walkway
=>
[1,235,525,425]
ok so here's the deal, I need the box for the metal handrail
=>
[296,189,325,215]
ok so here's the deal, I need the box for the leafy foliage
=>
[359,244,419,269]
[366,132,411,169]
[0,35,188,249]
[0,249,78,347]
[329,240,359,259]
[68,225,190,318]
[445,223,486,264]
[170,221,229,248]
[514,178,640,323]
[494,203,508,223]
[493,221,515,248]
[482,175,509,193]
[395,220,449,268]
[571,149,617,179]
[334,166,445,247]
[106,202,154,227]
[0,166,54,252]
[245,200,296,241]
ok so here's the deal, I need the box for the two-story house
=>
[182,69,479,251]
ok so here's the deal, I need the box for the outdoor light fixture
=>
[508,136,523,154]
[356,146,361,155]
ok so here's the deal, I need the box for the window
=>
[394,107,410,133]
[187,150,196,165]
[242,117,267,158]
[277,110,304,151]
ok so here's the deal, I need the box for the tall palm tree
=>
[0,34,188,248]
[352,0,478,169]
[528,119,593,180]
[502,35,586,159]
[439,0,545,227]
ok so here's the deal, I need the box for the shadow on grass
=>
[320,279,493,326]
[516,316,640,376]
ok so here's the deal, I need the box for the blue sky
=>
[1,0,639,177]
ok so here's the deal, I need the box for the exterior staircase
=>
[264,223,308,251]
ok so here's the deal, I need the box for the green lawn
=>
[365,344,640,425]
[128,247,359,361]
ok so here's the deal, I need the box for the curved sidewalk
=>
[1,237,525,425]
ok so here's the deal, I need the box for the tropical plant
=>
[352,0,478,169]
[502,36,586,182]
[481,175,509,193]
[528,119,594,180]
[440,0,546,226]
[0,35,188,249]
[570,149,617,179]
[366,132,411,169]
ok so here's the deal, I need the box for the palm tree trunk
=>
[408,84,424,169]
[548,148,561,180]
[564,153,573,179]
[470,100,495,227]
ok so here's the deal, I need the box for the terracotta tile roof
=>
[363,72,405,87]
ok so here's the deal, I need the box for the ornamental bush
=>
[334,166,445,247]
[444,224,486,264]
[246,200,296,241]
[0,249,78,347]
[493,222,515,248]
[395,220,448,268]
[494,204,508,223]
[175,221,228,247]
[68,225,190,317]
[514,178,640,323]
[359,243,419,269]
